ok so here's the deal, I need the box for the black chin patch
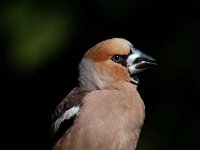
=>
[131,75,140,85]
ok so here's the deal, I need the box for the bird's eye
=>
[111,55,122,63]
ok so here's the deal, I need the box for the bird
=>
[48,38,157,150]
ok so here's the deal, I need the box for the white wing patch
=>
[52,105,80,134]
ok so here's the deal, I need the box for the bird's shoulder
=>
[49,87,87,141]
[52,87,86,121]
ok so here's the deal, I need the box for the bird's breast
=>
[73,85,145,149]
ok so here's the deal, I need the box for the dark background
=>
[1,0,199,149]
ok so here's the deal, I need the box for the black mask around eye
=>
[111,55,127,67]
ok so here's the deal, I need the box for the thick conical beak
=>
[126,47,157,75]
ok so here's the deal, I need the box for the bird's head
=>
[78,38,157,91]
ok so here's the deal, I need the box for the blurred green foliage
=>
[2,1,75,74]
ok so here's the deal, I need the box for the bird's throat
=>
[130,75,139,85]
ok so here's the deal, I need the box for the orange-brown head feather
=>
[85,38,132,61]
[79,38,134,91]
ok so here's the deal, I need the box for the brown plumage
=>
[49,38,157,150]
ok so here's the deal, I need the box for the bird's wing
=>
[49,87,87,141]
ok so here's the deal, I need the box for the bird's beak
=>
[126,47,157,75]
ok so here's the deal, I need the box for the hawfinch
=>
[49,38,157,150]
